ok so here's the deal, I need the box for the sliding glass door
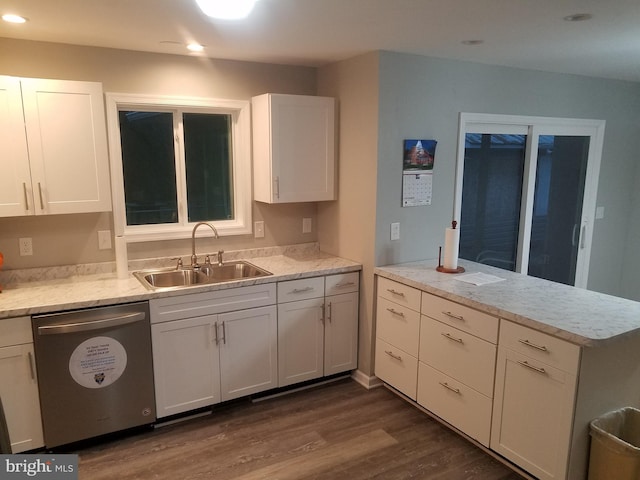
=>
[455,114,605,288]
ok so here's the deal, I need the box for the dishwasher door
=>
[32,302,155,448]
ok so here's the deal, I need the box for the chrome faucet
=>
[191,222,219,269]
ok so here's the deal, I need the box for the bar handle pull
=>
[386,288,405,297]
[384,350,402,361]
[442,311,465,322]
[28,351,36,380]
[517,360,547,375]
[386,308,405,318]
[291,287,314,294]
[38,312,145,335]
[23,183,29,210]
[441,332,464,344]
[518,339,548,352]
[439,382,461,395]
[38,182,45,210]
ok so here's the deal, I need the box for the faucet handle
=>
[171,257,183,269]
[217,250,224,266]
[204,255,212,265]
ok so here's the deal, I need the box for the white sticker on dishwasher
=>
[68,336,128,389]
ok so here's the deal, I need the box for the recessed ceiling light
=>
[462,40,484,46]
[187,43,205,52]
[194,0,259,20]
[563,13,593,22]
[2,13,28,23]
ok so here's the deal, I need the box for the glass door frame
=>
[453,113,606,288]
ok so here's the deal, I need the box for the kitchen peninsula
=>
[375,259,640,480]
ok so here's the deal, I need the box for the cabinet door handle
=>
[442,311,465,322]
[213,322,219,345]
[221,321,226,345]
[274,177,280,199]
[23,182,30,210]
[291,287,314,294]
[386,308,405,318]
[441,332,464,344]
[28,351,36,380]
[384,350,402,361]
[439,382,461,395]
[518,339,548,352]
[335,281,356,288]
[320,304,325,324]
[38,182,45,210]
[386,288,405,297]
[517,360,547,375]
[327,301,332,322]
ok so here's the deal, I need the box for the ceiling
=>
[1,0,639,83]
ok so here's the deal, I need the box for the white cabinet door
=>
[19,78,111,215]
[324,291,358,376]
[151,315,221,418]
[0,76,32,217]
[219,305,278,401]
[252,93,335,203]
[278,298,325,387]
[491,347,577,480]
[0,343,44,453]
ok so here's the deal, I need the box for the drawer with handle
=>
[375,338,418,401]
[377,277,421,312]
[377,297,420,356]
[417,362,492,446]
[500,320,580,373]
[419,316,497,398]
[421,292,499,343]
[277,276,325,303]
[325,272,359,296]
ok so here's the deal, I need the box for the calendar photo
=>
[403,139,436,170]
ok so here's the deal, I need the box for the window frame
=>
[105,93,252,243]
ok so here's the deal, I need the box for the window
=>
[454,113,605,288]
[106,94,251,242]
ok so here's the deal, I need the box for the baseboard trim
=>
[351,370,383,389]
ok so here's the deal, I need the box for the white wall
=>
[375,51,640,299]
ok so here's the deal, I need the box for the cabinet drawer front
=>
[376,297,421,356]
[375,339,418,400]
[417,362,492,447]
[278,277,325,303]
[325,271,359,296]
[419,316,497,398]
[150,283,276,323]
[0,317,32,347]
[421,292,498,343]
[377,277,421,312]
[500,320,580,373]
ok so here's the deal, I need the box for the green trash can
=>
[589,407,640,480]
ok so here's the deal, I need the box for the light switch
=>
[595,206,605,219]
[254,221,265,238]
[390,222,400,241]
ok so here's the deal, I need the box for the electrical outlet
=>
[302,217,312,234]
[254,221,265,238]
[390,222,400,241]
[19,237,33,256]
[98,230,112,250]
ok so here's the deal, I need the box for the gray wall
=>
[375,51,640,299]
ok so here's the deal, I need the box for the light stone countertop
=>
[375,258,640,347]
[0,245,361,319]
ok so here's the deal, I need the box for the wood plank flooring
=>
[76,378,525,479]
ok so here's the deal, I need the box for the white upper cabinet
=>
[0,76,111,217]
[252,93,336,203]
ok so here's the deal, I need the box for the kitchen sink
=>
[133,260,272,291]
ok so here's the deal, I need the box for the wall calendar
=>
[402,139,436,207]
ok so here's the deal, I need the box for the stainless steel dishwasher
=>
[32,301,155,448]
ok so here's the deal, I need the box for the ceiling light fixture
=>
[187,43,205,52]
[563,13,593,22]
[194,0,259,20]
[2,13,28,23]
[462,40,484,46]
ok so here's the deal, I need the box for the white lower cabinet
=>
[491,321,579,480]
[152,315,221,417]
[150,284,277,418]
[0,317,44,453]
[278,272,359,387]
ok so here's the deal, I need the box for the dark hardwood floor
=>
[76,378,525,479]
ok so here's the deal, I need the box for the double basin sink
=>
[134,260,272,291]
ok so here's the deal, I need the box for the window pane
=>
[119,111,178,225]
[183,113,234,222]
[459,134,526,271]
[528,135,590,285]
